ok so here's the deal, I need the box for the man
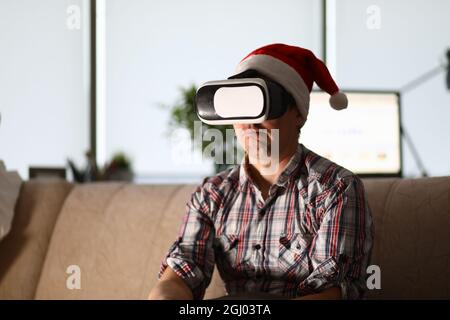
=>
[149,44,373,300]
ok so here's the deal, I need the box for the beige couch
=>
[0,177,449,300]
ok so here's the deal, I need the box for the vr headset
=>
[195,70,294,125]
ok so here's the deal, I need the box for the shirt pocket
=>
[278,232,310,280]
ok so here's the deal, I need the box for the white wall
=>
[104,0,322,182]
[0,0,90,179]
[332,0,450,177]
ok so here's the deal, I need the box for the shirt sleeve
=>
[158,182,216,300]
[297,175,374,299]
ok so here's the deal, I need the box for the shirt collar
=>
[238,143,303,189]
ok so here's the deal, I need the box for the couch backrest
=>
[363,176,450,299]
[0,180,73,299]
[34,182,209,299]
[2,176,449,299]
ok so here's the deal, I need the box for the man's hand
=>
[148,267,194,300]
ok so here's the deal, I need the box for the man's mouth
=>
[238,129,270,139]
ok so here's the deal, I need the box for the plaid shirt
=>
[159,143,373,300]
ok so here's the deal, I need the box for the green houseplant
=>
[166,84,243,173]
[68,151,134,182]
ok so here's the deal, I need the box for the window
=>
[102,0,322,183]
[0,0,90,179]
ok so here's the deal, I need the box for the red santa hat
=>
[233,43,348,121]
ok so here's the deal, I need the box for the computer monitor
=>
[300,91,402,177]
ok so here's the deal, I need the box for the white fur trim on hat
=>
[329,91,348,110]
[235,54,310,120]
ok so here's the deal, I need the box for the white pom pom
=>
[329,92,348,110]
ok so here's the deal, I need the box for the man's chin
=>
[247,156,280,175]
[246,149,280,167]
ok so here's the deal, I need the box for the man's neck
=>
[245,143,298,199]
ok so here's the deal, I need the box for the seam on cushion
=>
[88,183,130,295]
[33,182,124,299]
[31,182,75,299]
[97,182,129,218]
[138,184,188,231]
[381,179,399,228]
[373,179,398,267]
[138,184,187,298]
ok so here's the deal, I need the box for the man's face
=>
[233,106,304,164]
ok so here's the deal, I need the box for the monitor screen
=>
[300,91,402,177]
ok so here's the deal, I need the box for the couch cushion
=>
[0,160,23,240]
[363,176,450,299]
[0,180,73,299]
[35,182,207,299]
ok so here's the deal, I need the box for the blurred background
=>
[0,0,449,183]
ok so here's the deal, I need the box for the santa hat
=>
[233,43,348,120]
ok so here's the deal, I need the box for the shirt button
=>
[253,243,261,250]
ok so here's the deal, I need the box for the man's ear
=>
[293,107,305,129]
